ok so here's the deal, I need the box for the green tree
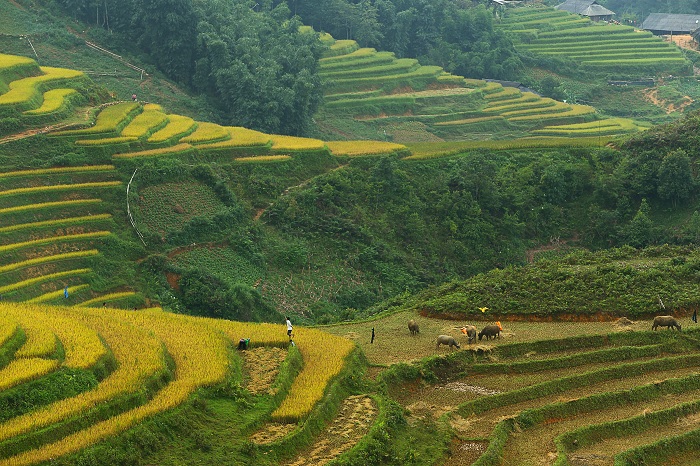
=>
[624,198,655,248]
[657,149,694,206]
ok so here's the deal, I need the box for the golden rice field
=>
[0,302,356,465]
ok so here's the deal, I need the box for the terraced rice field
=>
[326,311,700,465]
[316,33,647,141]
[500,6,691,76]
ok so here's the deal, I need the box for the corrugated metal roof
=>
[556,0,614,17]
[642,13,700,33]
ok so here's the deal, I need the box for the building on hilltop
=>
[641,13,700,36]
[555,0,614,22]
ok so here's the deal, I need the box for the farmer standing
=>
[286,316,293,340]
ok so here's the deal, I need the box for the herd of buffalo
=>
[406,314,683,351]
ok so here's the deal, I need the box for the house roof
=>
[556,0,614,17]
[641,13,700,33]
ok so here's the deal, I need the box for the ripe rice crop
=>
[147,115,196,143]
[75,136,137,146]
[75,292,137,308]
[3,305,107,370]
[0,199,101,216]
[112,143,193,159]
[0,67,83,108]
[0,53,35,72]
[0,268,91,294]
[14,319,57,358]
[23,89,77,115]
[0,358,59,391]
[326,140,407,156]
[51,102,140,136]
[0,214,111,234]
[119,107,168,139]
[0,305,167,447]
[0,319,16,347]
[270,135,326,151]
[180,122,230,144]
[227,126,272,146]
[271,327,355,422]
[320,58,419,79]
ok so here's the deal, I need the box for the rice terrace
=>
[4,0,700,464]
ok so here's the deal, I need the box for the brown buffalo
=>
[652,315,681,331]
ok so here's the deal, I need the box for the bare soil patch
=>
[242,346,287,395]
[284,395,378,466]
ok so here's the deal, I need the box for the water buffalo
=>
[436,335,460,349]
[652,315,681,331]
[408,319,420,336]
[479,324,501,341]
[461,325,477,344]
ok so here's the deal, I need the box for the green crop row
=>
[434,115,504,126]
[469,344,668,375]
[0,268,91,294]
[529,31,653,45]
[0,214,111,234]
[508,104,595,121]
[484,98,557,114]
[0,199,102,216]
[484,91,540,107]
[475,369,700,465]
[323,39,360,58]
[0,181,121,198]
[562,52,684,62]
[483,86,521,101]
[501,101,571,118]
[502,9,571,22]
[458,352,700,416]
[538,24,635,38]
[0,250,99,274]
[321,58,420,80]
[523,40,673,53]
[404,136,609,159]
[324,65,444,94]
[0,231,109,254]
[26,284,90,303]
[320,51,395,71]
[323,89,384,102]
[320,47,378,63]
